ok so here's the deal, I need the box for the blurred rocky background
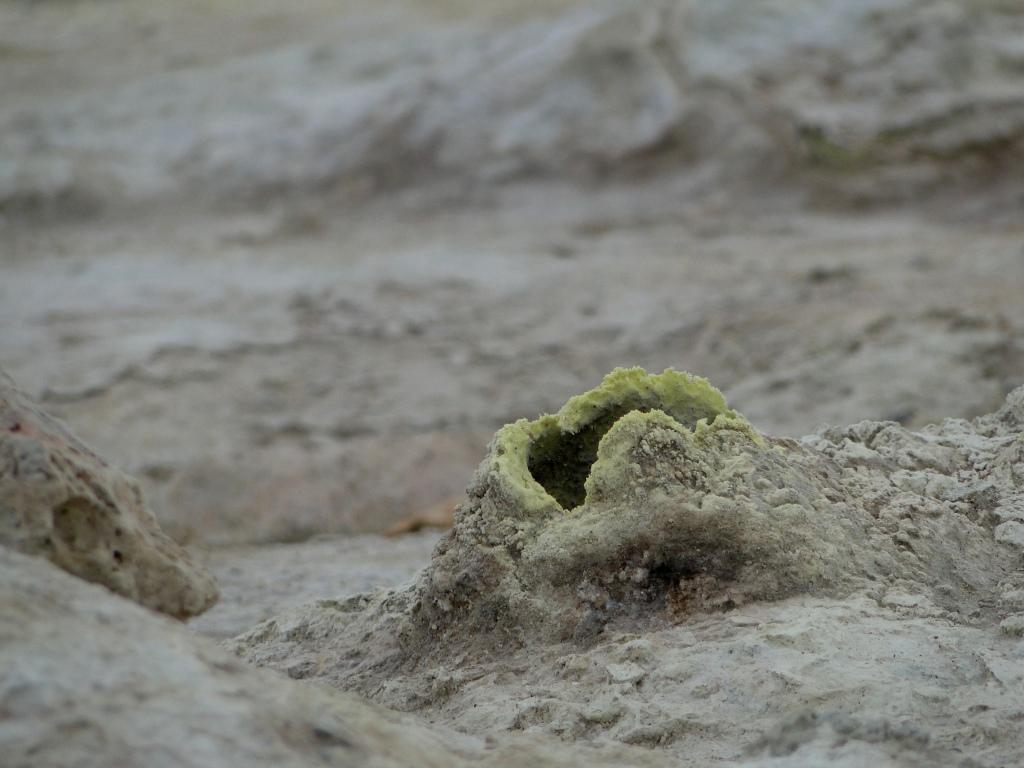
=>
[2,0,1023,547]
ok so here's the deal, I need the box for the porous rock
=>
[393,367,1008,647]
[415,367,887,644]
[0,370,217,618]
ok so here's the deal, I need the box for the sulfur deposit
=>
[234,368,1024,765]
[0,370,217,618]
[415,367,900,645]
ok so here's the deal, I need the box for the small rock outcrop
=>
[416,368,884,644]
[401,367,1011,646]
[0,370,217,618]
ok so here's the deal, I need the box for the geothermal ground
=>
[2,1,1024,766]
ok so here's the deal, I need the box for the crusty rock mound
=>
[416,368,882,644]
[408,367,1012,645]
[0,370,217,618]
[233,369,1024,765]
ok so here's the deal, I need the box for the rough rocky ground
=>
[9,536,987,768]
[1,546,688,768]
[2,0,1024,766]
[231,372,1024,767]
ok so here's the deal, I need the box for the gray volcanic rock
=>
[411,367,924,646]
[0,370,217,618]
[232,369,1024,765]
